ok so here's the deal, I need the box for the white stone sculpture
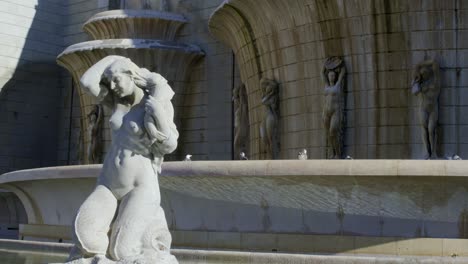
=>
[411,59,440,160]
[259,78,280,160]
[233,83,249,159]
[446,154,462,160]
[322,57,346,159]
[61,56,179,264]
[298,149,307,160]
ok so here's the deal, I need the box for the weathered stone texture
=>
[210,0,468,159]
[56,1,107,166]
[174,0,236,161]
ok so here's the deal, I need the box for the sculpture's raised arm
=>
[80,56,126,101]
[336,64,346,88]
[321,64,329,86]
[431,60,440,89]
[411,59,439,95]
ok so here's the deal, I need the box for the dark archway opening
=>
[0,190,27,239]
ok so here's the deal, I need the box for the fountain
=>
[2,0,468,263]
[57,2,204,163]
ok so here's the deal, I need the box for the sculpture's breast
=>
[122,104,147,137]
[109,109,126,131]
[324,84,340,95]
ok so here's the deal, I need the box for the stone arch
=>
[0,184,42,226]
[0,188,28,239]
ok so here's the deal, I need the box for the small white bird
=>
[298,149,308,160]
[345,155,353,160]
[447,154,462,160]
[240,152,248,160]
[183,154,192,161]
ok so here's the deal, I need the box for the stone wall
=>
[0,0,64,173]
[210,0,468,160]
[55,0,236,163]
[0,1,123,170]
[174,0,237,160]
[56,0,107,165]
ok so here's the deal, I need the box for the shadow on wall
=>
[0,190,27,239]
[0,0,62,174]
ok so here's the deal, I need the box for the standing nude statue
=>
[259,78,279,160]
[233,84,249,159]
[86,104,104,164]
[411,59,440,159]
[322,57,346,159]
[60,56,179,264]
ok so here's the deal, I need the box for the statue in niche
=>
[322,57,346,159]
[119,0,169,11]
[61,56,179,264]
[259,78,279,160]
[233,83,249,159]
[411,59,440,159]
[86,104,104,164]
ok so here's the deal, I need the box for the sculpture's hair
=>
[104,58,174,101]
[260,78,279,112]
[412,59,437,84]
[260,78,278,92]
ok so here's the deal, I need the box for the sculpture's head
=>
[87,105,101,124]
[260,78,278,95]
[260,78,279,108]
[88,110,97,123]
[418,66,432,82]
[327,70,337,85]
[411,63,434,94]
[103,59,139,98]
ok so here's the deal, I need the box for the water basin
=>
[0,249,67,264]
[4,248,468,264]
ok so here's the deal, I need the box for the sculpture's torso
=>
[323,83,342,117]
[419,80,440,112]
[100,100,158,200]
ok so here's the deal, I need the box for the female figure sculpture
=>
[233,83,249,159]
[259,78,279,159]
[65,56,179,264]
[322,57,346,159]
[411,59,440,159]
[86,104,104,164]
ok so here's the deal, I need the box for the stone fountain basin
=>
[83,10,188,40]
[58,39,203,58]
[2,160,468,256]
[56,39,204,84]
[3,239,468,264]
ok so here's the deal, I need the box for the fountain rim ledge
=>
[83,9,188,26]
[57,39,205,59]
[0,160,467,185]
[3,239,468,264]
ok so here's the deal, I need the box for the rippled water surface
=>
[0,250,232,264]
[0,250,67,264]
